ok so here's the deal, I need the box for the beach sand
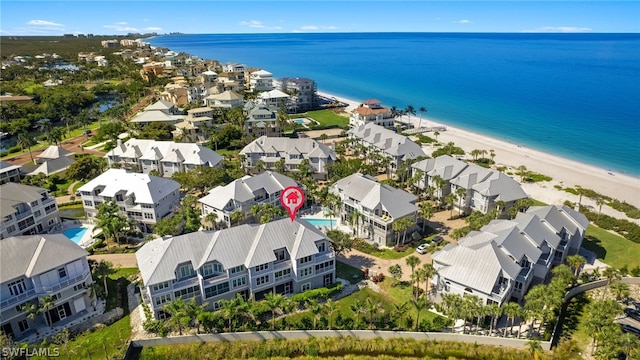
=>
[317,91,640,211]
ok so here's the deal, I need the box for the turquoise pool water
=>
[63,227,87,244]
[303,218,336,227]
[293,118,306,124]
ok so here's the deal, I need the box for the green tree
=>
[92,260,115,297]
[39,295,56,328]
[325,230,355,257]
[323,299,338,330]
[421,263,436,299]
[517,165,528,182]
[349,300,364,329]
[602,267,621,298]
[306,299,323,330]
[609,281,630,302]
[419,201,434,233]
[411,296,430,331]
[163,298,190,335]
[94,200,134,245]
[66,156,107,181]
[445,193,456,218]
[137,122,175,140]
[264,292,286,331]
[388,264,403,286]
[364,298,382,330]
[17,132,37,164]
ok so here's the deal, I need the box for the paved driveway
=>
[338,248,432,282]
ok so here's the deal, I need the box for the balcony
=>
[41,197,56,207]
[315,252,335,263]
[172,276,199,290]
[537,252,552,266]
[273,260,292,272]
[14,211,33,221]
[0,288,37,308]
[516,267,532,283]
[41,270,91,294]
[201,272,229,287]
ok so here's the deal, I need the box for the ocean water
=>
[147,33,640,176]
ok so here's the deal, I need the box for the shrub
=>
[352,238,380,254]
[371,273,385,283]
[393,244,411,252]
[289,283,343,304]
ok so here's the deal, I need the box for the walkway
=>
[338,248,431,283]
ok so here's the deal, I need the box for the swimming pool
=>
[293,118,306,125]
[303,218,337,227]
[63,227,88,244]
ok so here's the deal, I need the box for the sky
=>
[1,1,638,36]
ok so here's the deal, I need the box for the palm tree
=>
[220,294,243,331]
[17,132,36,164]
[255,159,265,173]
[596,197,605,222]
[323,299,338,330]
[415,268,426,300]
[421,263,436,299]
[23,301,39,329]
[411,296,430,331]
[364,298,381,329]
[517,165,528,183]
[39,295,55,328]
[349,209,362,236]
[264,292,286,330]
[602,267,621,298]
[433,131,440,142]
[470,149,481,161]
[306,299,323,330]
[455,187,466,214]
[445,193,456,218]
[431,175,446,206]
[566,254,586,277]
[494,200,505,218]
[441,293,463,333]
[405,255,421,281]
[526,339,543,360]
[404,105,416,125]
[349,300,365,329]
[86,282,100,311]
[391,301,409,330]
[230,210,244,227]
[489,149,496,162]
[418,106,427,128]
[163,298,189,335]
[503,302,521,337]
[486,303,502,335]
[610,282,630,302]
[419,202,434,234]
[204,212,218,230]
[92,260,115,297]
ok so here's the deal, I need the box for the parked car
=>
[632,301,640,310]
[621,323,640,338]
[432,236,444,245]
[416,243,429,254]
[624,308,640,322]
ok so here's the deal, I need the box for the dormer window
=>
[316,242,326,252]
[177,263,196,280]
[274,248,286,262]
[201,262,223,279]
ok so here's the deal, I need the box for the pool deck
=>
[300,209,350,233]
[55,220,96,248]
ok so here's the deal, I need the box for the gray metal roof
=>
[330,173,418,219]
[199,171,298,210]
[108,139,223,167]
[348,123,425,159]
[433,241,521,294]
[37,145,72,160]
[471,172,528,202]
[513,213,562,248]
[527,205,589,236]
[240,136,336,160]
[0,234,89,283]
[136,218,327,285]
[411,155,467,181]
[28,156,75,176]
[0,183,48,218]
[78,169,180,204]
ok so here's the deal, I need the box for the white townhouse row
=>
[199,171,301,228]
[0,183,60,240]
[240,136,337,180]
[136,219,336,318]
[348,122,425,173]
[78,169,180,233]
[411,155,529,216]
[329,173,419,246]
[0,235,94,340]
[431,205,589,306]
[105,139,223,178]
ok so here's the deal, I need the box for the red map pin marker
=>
[280,186,305,221]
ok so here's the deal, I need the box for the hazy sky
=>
[1,1,638,35]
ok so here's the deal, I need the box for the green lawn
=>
[378,278,440,324]
[301,109,349,128]
[531,198,548,206]
[364,246,416,260]
[336,260,362,284]
[215,148,240,157]
[582,225,640,268]
[42,315,132,360]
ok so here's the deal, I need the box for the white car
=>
[416,243,429,254]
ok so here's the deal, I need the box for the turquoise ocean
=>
[147,33,640,176]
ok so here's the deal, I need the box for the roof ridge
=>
[25,236,47,277]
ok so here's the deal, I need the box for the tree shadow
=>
[554,293,589,346]
[338,254,375,269]
[581,235,607,263]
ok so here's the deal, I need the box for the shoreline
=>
[318,91,640,209]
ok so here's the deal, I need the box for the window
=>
[299,255,313,265]
[18,320,29,332]
[299,267,313,278]
[34,210,42,218]
[204,283,230,298]
[274,249,286,261]
[30,201,39,207]
[515,282,523,290]
[6,225,16,233]
[155,293,171,306]
[231,276,247,288]
[73,284,86,292]
[142,204,154,209]
[301,283,311,291]
[58,268,67,279]
[202,262,223,278]
[255,263,269,272]
[212,301,223,311]
[144,213,154,219]
[178,264,195,279]
[230,265,245,274]
[174,285,200,299]
[256,275,270,286]
[316,242,326,252]
[274,268,291,281]
[315,260,334,273]
[152,282,170,292]
[8,279,26,296]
